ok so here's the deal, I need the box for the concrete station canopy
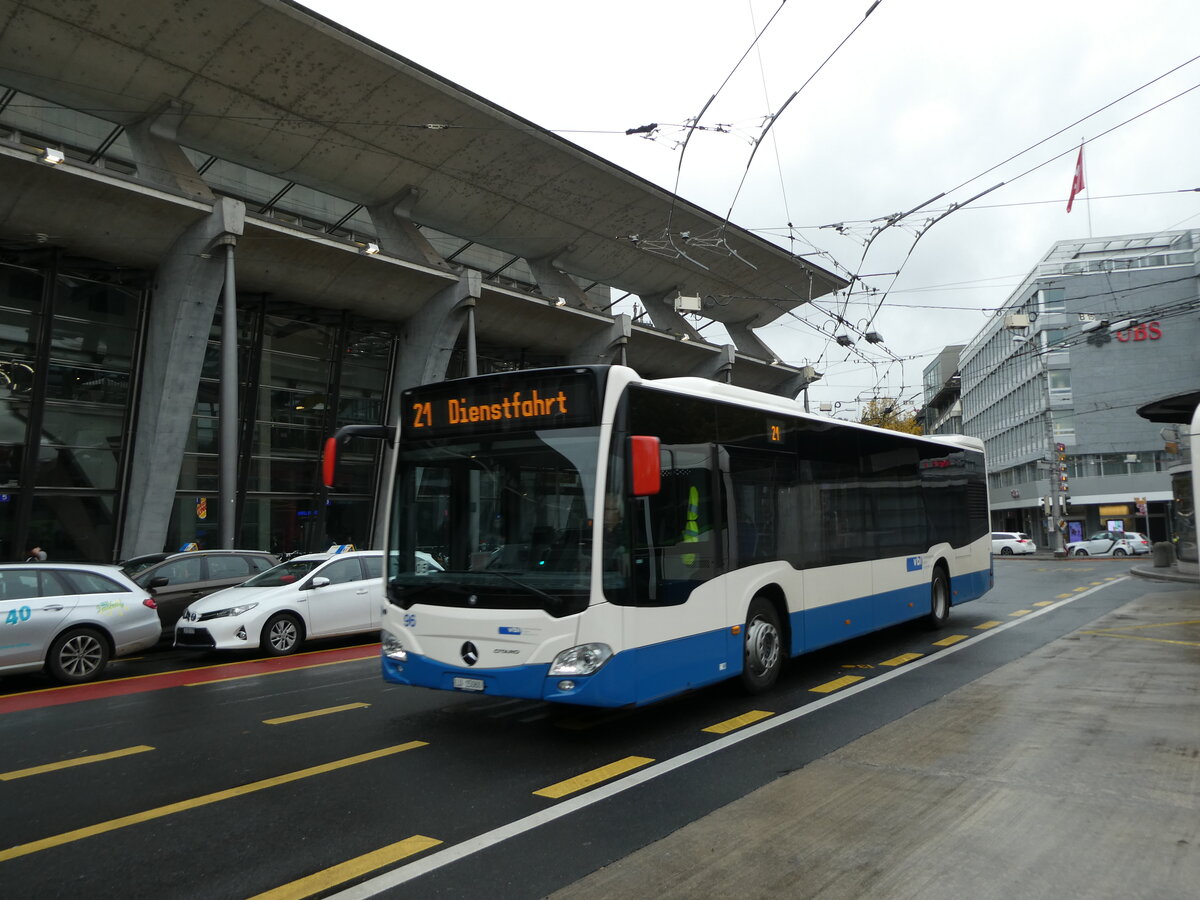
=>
[0,0,847,388]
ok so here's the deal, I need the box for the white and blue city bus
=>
[372,365,992,707]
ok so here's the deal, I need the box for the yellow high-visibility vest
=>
[681,485,700,565]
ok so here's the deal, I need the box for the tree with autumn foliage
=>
[859,399,923,435]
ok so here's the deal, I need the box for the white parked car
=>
[991,532,1037,555]
[1066,531,1144,557]
[174,551,383,655]
[0,563,161,684]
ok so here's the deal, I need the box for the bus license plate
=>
[180,627,196,636]
[453,677,485,692]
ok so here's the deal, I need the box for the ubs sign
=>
[1085,321,1162,346]
[1114,321,1161,342]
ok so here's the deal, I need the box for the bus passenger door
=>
[624,444,726,703]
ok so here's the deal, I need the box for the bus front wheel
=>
[741,596,783,694]
[928,568,951,628]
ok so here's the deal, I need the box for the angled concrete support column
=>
[120,197,246,557]
[572,314,632,366]
[125,99,213,200]
[389,269,482,399]
[725,319,779,362]
[372,270,481,541]
[641,289,703,341]
[768,365,822,402]
[366,187,452,270]
[691,344,737,383]
[528,255,606,312]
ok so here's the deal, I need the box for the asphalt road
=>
[0,557,1158,899]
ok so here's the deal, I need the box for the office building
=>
[957,230,1199,545]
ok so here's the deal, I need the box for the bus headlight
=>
[549,643,612,676]
[382,633,408,662]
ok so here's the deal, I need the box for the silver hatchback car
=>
[0,563,162,684]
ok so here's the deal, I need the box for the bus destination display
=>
[404,371,598,438]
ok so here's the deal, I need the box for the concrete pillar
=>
[366,187,452,270]
[371,270,482,542]
[528,255,607,312]
[725,319,779,361]
[572,314,632,366]
[125,100,213,200]
[768,366,821,401]
[691,344,737,383]
[640,289,703,341]
[119,197,245,557]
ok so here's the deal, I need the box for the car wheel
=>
[1000,546,1013,555]
[46,627,110,684]
[1113,548,1127,557]
[740,596,783,694]
[928,567,951,628]
[261,613,303,656]
[1074,549,1088,556]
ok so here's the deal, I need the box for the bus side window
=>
[634,446,717,606]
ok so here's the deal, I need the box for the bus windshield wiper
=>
[480,570,564,610]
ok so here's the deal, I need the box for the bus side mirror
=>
[322,424,394,488]
[322,437,338,488]
[630,435,661,496]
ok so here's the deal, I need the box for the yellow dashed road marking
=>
[974,621,1002,630]
[264,703,370,725]
[534,756,654,799]
[0,742,426,862]
[1010,609,1032,617]
[1,745,154,782]
[247,835,442,900]
[1033,601,1054,607]
[879,653,923,667]
[809,675,865,693]
[703,710,775,734]
[933,635,969,647]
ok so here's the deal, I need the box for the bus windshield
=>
[389,427,601,617]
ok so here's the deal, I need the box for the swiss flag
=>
[1066,145,1085,213]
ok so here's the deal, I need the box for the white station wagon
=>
[0,563,161,684]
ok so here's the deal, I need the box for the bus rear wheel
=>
[741,596,783,694]
[928,568,951,628]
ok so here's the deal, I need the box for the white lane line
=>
[330,577,1129,899]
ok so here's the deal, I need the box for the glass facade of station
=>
[0,250,400,562]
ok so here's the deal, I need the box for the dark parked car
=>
[120,550,278,637]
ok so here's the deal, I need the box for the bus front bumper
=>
[381,651,636,707]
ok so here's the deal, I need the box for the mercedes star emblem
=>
[461,641,479,666]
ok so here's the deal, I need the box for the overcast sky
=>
[297,0,1200,417]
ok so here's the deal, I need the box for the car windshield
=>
[240,559,324,587]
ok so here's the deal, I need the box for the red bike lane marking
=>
[0,643,380,715]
